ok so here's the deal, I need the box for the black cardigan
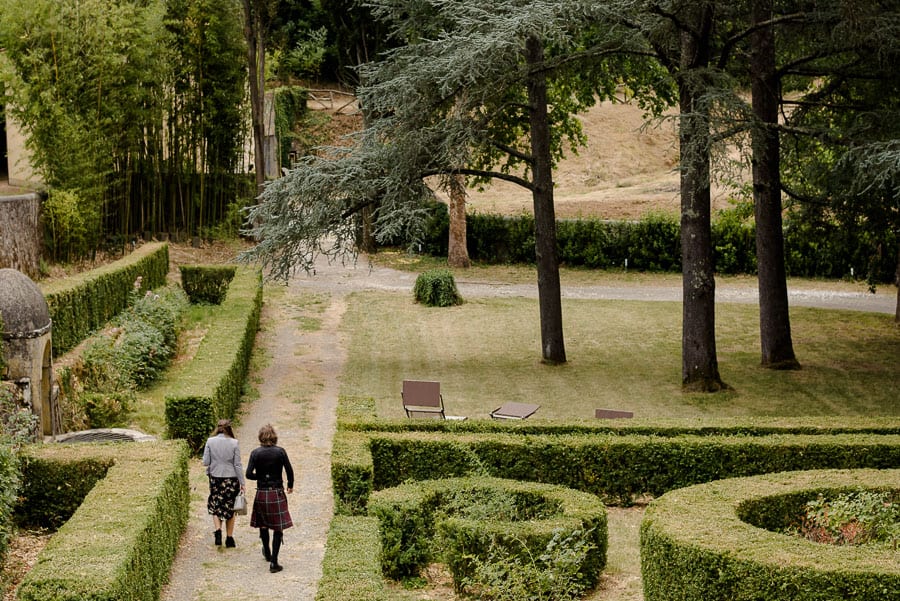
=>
[246,445,294,489]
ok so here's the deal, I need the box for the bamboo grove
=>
[0,0,251,262]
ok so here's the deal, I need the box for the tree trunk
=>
[678,15,726,392]
[895,242,900,323]
[242,0,266,196]
[526,35,566,364]
[751,0,800,370]
[447,174,471,268]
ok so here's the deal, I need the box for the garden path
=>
[159,252,894,601]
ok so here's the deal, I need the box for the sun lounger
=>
[594,408,634,419]
[490,402,540,420]
[402,380,446,419]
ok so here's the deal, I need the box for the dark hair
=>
[213,419,235,438]
[258,424,278,446]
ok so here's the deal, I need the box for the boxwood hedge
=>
[332,426,900,512]
[640,469,900,601]
[368,476,607,590]
[15,440,190,601]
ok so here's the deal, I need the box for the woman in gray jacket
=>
[202,419,246,547]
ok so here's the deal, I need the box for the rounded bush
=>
[640,469,900,601]
[368,476,606,591]
[413,269,463,307]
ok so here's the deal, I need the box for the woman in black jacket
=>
[245,423,294,573]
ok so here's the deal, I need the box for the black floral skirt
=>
[207,476,240,520]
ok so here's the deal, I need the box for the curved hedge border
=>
[333,429,900,513]
[164,266,263,452]
[640,469,900,601]
[42,243,170,356]
[15,440,190,601]
[368,477,607,590]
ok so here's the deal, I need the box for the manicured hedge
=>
[15,440,190,601]
[368,477,607,591]
[164,266,263,452]
[42,243,170,356]
[409,204,897,281]
[640,469,900,601]
[333,429,900,512]
[0,441,18,561]
[179,265,236,305]
[316,516,391,601]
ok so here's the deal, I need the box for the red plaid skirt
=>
[250,488,293,531]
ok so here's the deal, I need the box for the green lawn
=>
[340,291,900,420]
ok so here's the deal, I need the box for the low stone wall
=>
[0,193,42,279]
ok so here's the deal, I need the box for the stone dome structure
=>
[0,267,57,438]
[0,267,51,338]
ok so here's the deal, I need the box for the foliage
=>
[41,189,98,264]
[317,516,391,601]
[41,242,170,356]
[273,86,311,169]
[0,439,18,563]
[334,429,900,512]
[0,0,249,258]
[367,477,606,590]
[641,470,900,601]
[15,441,190,601]
[179,265,237,305]
[459,529,597,601]
[412,269,463,307]
[164,267,262,453]
[795,490,899,547]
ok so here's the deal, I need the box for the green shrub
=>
[316,516,391,601]
[164,395,215,454]
[459,528,599,601]
[79,392,132,429]
[640,469,900,601]
[368,477,606,593]
[792,490,899,547]
[42,242,169,356]
[164,267,262,453]
[179,265,236,305]
[0,433,19,561]
[16,441,190,601]
[413,269,463,307]
[333,429,900,512]
[15,452,113,530]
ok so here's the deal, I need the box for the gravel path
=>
[159,255,894,601]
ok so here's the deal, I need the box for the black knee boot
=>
[259,528,271,561]
[269,531,283,573]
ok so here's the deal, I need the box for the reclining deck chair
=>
[402,380,446,419]
[594,408,634,419]
[490,402,540,420]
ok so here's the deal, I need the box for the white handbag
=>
[233,492,247,515]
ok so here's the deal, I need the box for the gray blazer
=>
[202,434,246,486]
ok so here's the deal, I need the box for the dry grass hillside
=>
[313,95,747,220]
[462,99,746,219]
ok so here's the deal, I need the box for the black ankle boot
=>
[225,536,235,548]
[269,531,283,572]
[260,529,271,561]
[214,530,222,546]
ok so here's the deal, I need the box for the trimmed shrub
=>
[317,516,391,601]
[41,242,169,356]
[368,477,606,594]
[15,441,190,601]
[0,439,18,561]
[179,265,236,305]
[640,469,900,601]
[165,267,262,453]
[332,429,900,512]
[413,269,463,307]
